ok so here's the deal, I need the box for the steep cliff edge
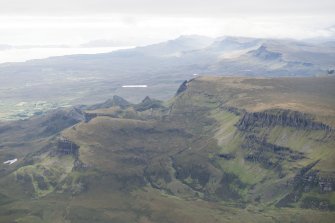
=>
[237,109,333,132]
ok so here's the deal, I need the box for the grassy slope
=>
[0,76,334,222]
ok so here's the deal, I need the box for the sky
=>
[1,0,335,46]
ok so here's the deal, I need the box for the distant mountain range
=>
[0,35,334,120]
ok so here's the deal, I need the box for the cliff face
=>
[55,137,79,156]
[175,80,189,95]
[277,161,335,210]
[237,109,332,132]
[242,134,304,176]
[231,108,335,209]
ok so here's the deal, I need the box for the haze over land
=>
[1,0,335,62]
[1,1,335,223]
[1,35,334,120]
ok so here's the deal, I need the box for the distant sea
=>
[0,46,134,64]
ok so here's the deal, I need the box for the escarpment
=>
[1,77,335,222]
[237,109,333,132]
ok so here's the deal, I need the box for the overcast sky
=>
[2,0,335,16]
[1,0,335,46]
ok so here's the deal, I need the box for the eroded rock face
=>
[134,96,165,112]
[87,95,131,110]
[83,112,97,122]
[301,196,334,210]
[217,153,235,160]
[221,106,244,116]
[242,134,304,177]
[227,107,335,210]
[40,108,86,135]
[175,80,188,96]
[294,167,335,194]
[56,137,79,156]
[276,161,335,210]
[237,109,332,132]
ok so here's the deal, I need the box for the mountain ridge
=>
[0,76,334,222]
[1,35,335,121]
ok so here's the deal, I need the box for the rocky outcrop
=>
[134,96,165,112]
[41,108,85,135]
[215,173,246,201]
[221,106,245,116]
[242,134,304,176]
[237,109,332,132]
[55,137,79,156]
[87,95,131,110]
[175,80,188,96]
[33,174,49,190]
[293,162,335,194]
[276,161,335,210]
[83,112,97,122]
[174,163,211,189]
[301,196,334,210]
[144,162,173,190]
[248,45,282,61]
[217,153,235,160]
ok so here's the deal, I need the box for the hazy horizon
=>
[1,0,335,62]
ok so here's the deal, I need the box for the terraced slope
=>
[0,76,334,223]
